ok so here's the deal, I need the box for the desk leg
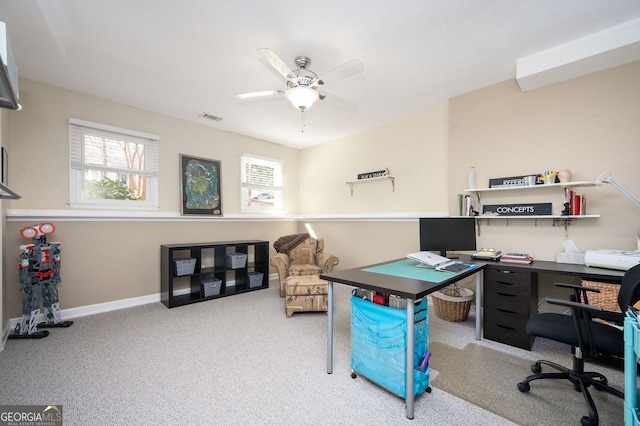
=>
[475,271,482,341]
[406,297,415,420]
[327,280,334,374]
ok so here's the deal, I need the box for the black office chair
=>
[517,264,640,426]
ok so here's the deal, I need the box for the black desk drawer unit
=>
[483,267,538,350]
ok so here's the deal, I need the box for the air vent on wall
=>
[200,113,223,122]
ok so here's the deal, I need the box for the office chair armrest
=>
[592,310,625,324]
[554,282,601,305]
[548,297,625,325]
[545,298,603,315]
[554,282,599,293]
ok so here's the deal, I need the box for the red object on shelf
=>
[373,295,385,305]
[569,189,574,215]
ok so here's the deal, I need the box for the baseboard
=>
[1,321,11,352]
[7,273,278,331]
[9,293,161,331]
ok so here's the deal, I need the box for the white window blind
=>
[68,118,159,210]
[241,154,283,211]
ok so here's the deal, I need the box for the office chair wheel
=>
[517,381,530,392]
[425,386,431,393]
[530,363,542,374]
[580,415,597,426]
[351,372,356,379]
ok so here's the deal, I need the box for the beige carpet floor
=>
[429,341,624,426]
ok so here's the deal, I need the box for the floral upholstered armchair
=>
[270,234,339,297]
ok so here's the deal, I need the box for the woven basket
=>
[432,286,474,322]
[582,280,620,312]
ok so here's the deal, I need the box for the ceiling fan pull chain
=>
[301,109,306,133]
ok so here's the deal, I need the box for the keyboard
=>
[435,262,469,273]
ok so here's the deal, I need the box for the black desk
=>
[481,257,625,281]
[475,257,625,348]
[321,257,625,419]
[320,258,484,419]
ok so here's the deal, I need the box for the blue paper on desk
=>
[363,259,478,283]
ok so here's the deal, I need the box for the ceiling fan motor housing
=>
[294,55,311,69]
[288,66,320,89]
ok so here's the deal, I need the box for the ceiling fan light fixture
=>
[285,86,319,110]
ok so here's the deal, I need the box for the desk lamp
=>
[597,172,640,208]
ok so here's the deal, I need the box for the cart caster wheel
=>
[351,372,356,379]
[580,416,597,426]
[425,387,432,393]
[517,382,530,393]
[530,363,542,374]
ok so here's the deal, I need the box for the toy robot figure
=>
[10,222,72,339]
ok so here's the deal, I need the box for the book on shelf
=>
[566,189,587,216]
[457,193,474,216]
[500,252,534,264]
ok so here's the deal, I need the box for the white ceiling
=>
[1,0,640,149]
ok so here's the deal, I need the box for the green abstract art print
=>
[180,154,222,215]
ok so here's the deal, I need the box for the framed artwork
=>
[180,154,222,216]
[1,147,7,185]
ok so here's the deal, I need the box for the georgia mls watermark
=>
[0,405,63,426]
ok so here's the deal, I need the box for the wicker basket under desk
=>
[582,280,621,313]
[431,286,474,322]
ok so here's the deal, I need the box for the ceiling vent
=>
[200,113,222,122]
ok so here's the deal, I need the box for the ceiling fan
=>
[236,48,364,130]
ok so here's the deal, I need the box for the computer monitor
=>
[419,217,477,258]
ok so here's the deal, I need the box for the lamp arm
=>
[598,174,640,208]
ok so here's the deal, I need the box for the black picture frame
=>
[1,147,7,185]
[179,154,223,216]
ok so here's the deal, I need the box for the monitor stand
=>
[440,250,458,259]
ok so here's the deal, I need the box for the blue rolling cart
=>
[350,290,431,398]
[624,309,640,425]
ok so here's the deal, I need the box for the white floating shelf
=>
[346,176,395,196]
[464,181,599,193]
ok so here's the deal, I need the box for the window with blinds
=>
[68,118,159,210]
[241,154,283,211]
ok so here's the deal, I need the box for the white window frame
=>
[69,118,159,210]
[241,154,284,212]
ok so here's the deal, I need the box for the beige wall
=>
[2,80,301,320]
[299,107,450,215]
[2,61,639,326]
[298,61,639,270]
[7,80,301,214]
[3,220,296,313]
[448,61,640,259]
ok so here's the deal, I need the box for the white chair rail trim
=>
[6,209,448,222]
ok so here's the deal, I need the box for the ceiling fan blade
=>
[319,59,364,91]
[235,89,284,100]
[258,48,296,82]
[319,92,359,118]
